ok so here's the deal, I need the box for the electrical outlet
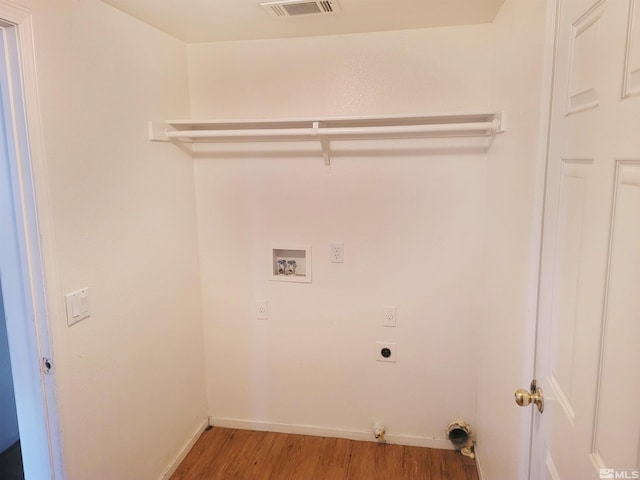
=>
[375,342,397,363]
[256,300,269,320]
[383,306,397,327]
[330,242,344,263]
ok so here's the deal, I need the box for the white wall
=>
[477,0,551,478]
[188,27,493,119]
[23,1,207,478]
[0,286,19,453]
[189,26,494,444]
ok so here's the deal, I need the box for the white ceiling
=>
[99,0,506,43]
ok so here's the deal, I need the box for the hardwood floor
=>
[171,427,479,480]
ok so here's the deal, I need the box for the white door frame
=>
[526,2,561,477]
[0,1,64,478]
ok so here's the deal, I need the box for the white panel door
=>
[530,0,640,479]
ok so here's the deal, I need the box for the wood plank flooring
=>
[171,427,478,480]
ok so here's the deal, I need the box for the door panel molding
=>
[623,0,640,98]
[546,451,562,480]
[565,0,606,115]
[547,158,592,426]
[591,160,640,469]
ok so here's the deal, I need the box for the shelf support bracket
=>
[148,121,170,142]
[313,121,331,168]
[493,112,506,134]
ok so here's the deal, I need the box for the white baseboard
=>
[160,418,210,480]
[475,446,485,480]
[209,417,453,450]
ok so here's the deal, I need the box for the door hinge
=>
[42,357,53,374]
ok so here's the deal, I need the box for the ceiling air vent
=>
[260,0,340,17]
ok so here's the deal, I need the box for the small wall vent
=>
[260,0,339,17]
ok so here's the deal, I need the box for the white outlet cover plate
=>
[256,300,269,320]
[383,306,396,327]
[375,341,397,362]
[330,242,344,263]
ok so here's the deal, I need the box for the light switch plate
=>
[65,288,90,326]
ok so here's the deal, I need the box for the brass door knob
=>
[515,380,544,413]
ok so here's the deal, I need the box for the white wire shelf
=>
[148,112,504,165]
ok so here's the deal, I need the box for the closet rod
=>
[166,121,498,140]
